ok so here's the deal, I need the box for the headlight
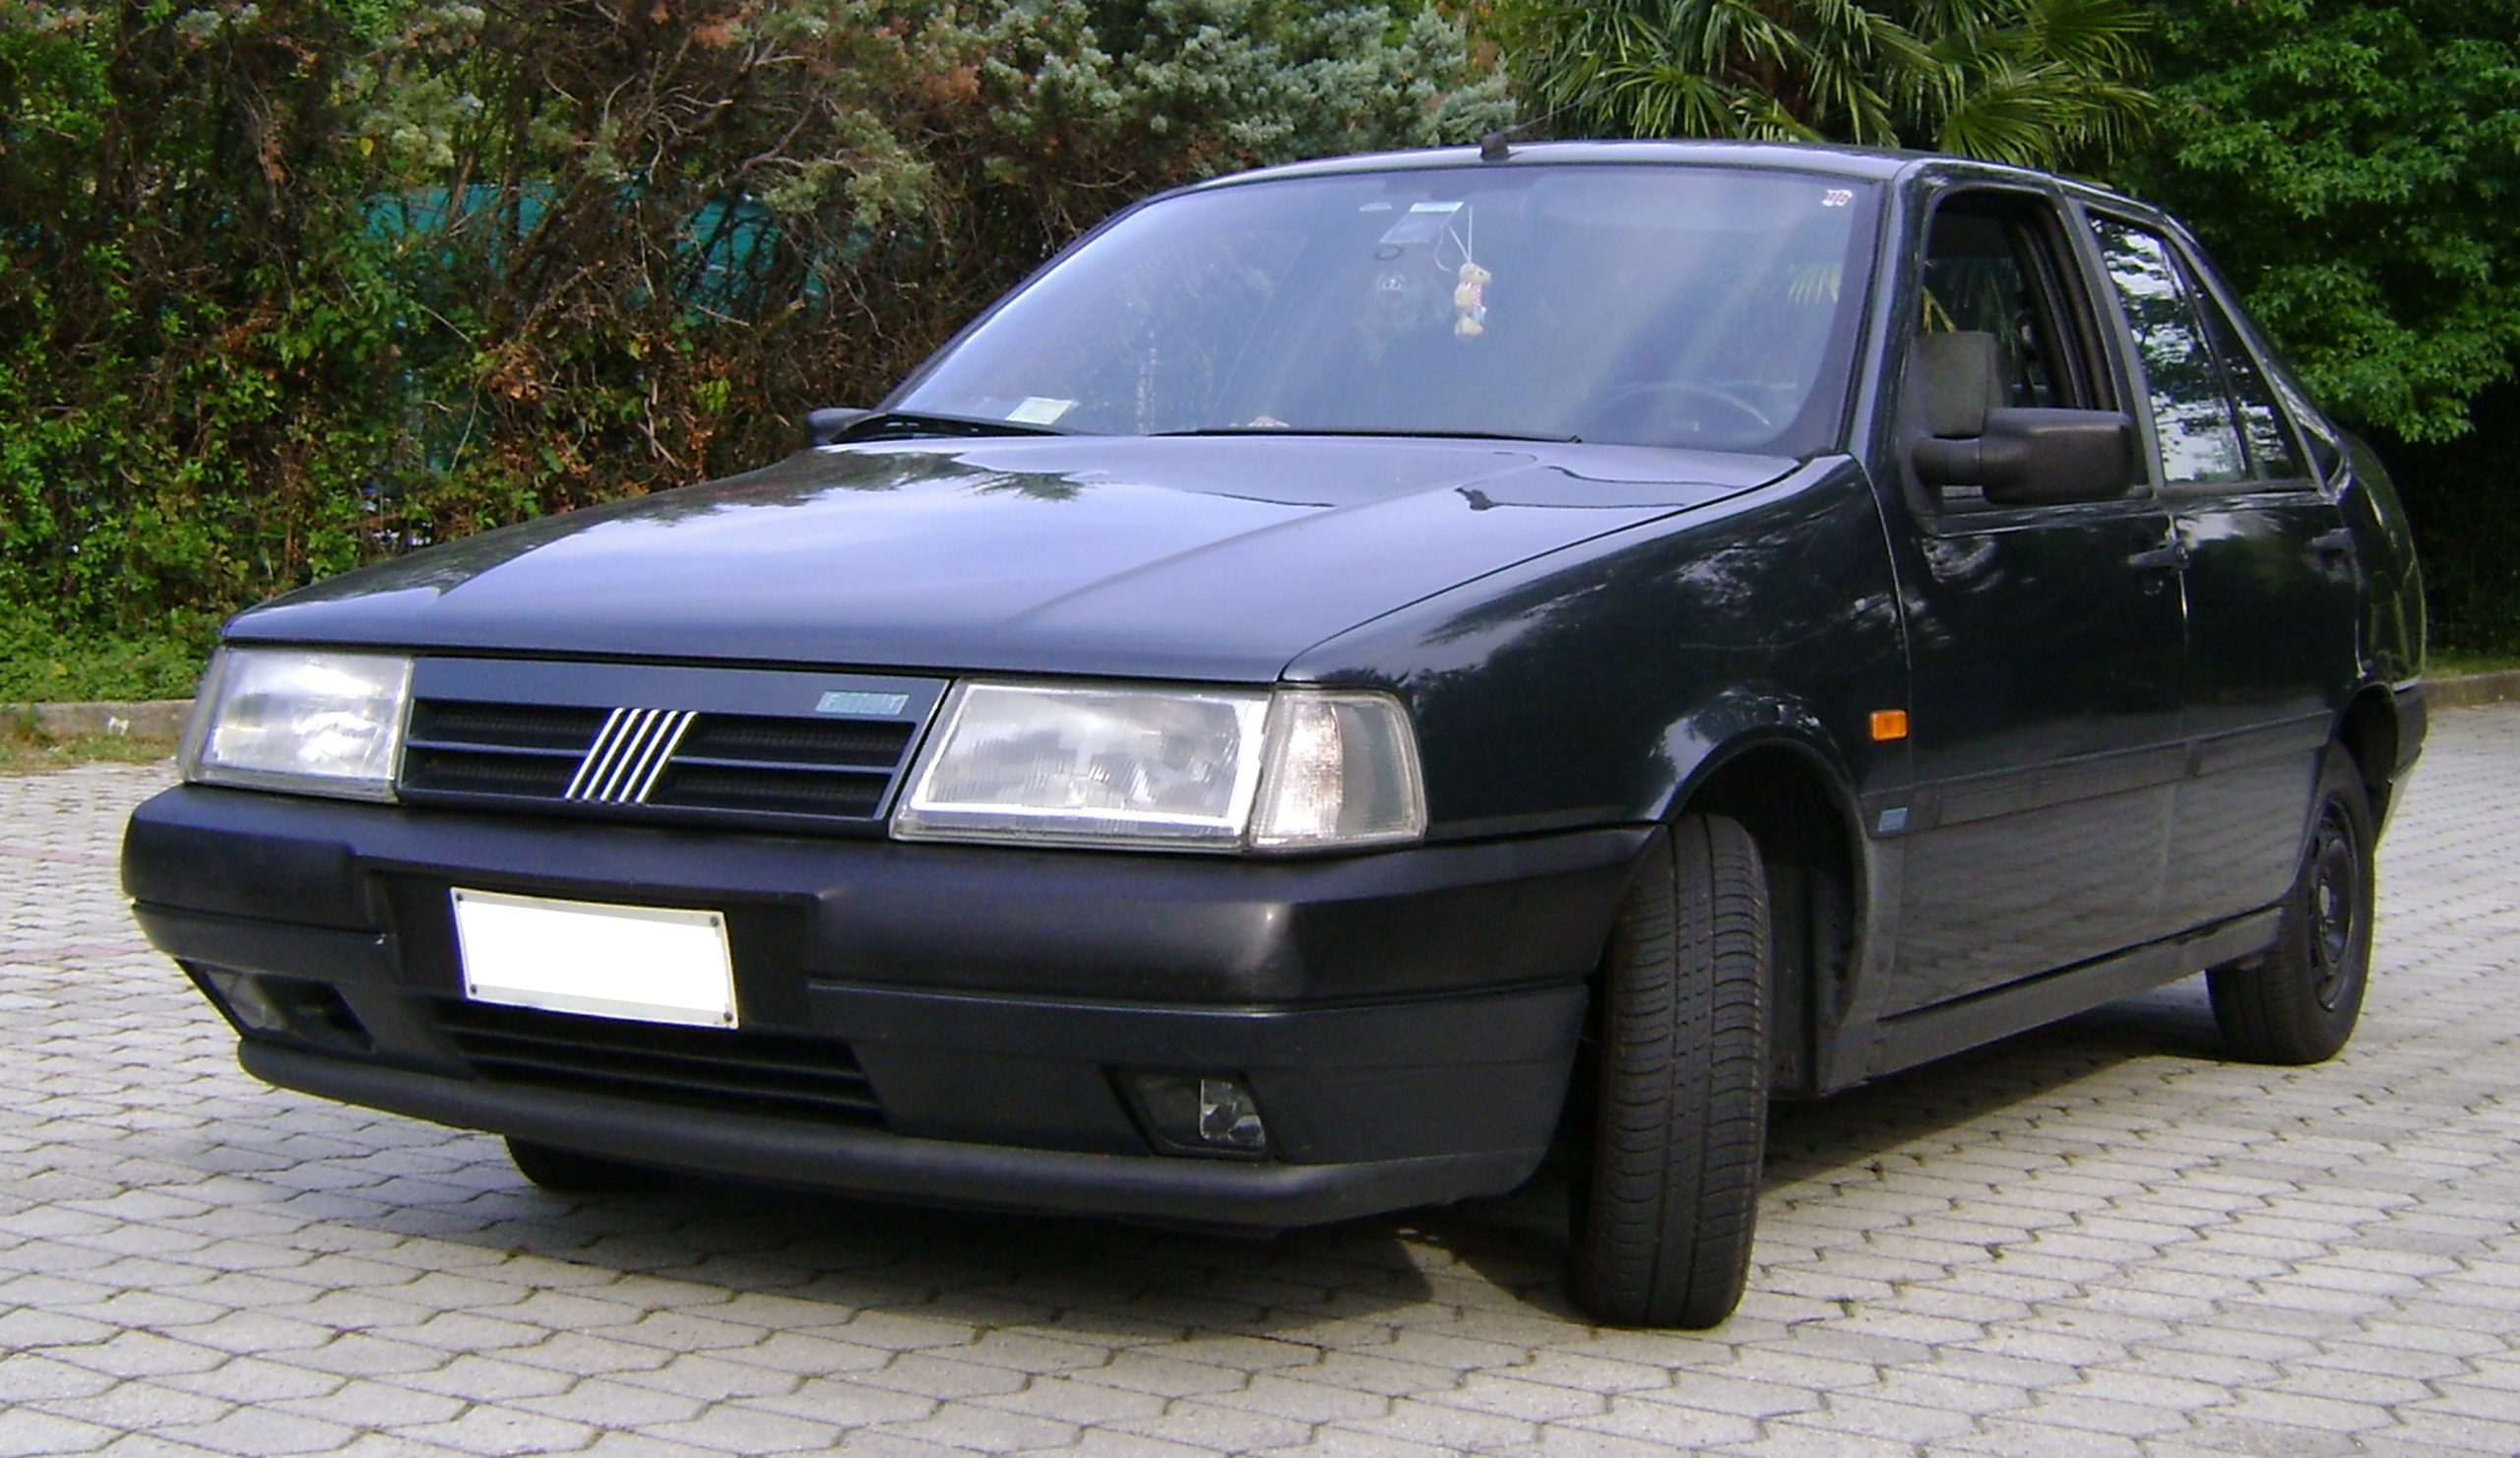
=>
[894,682,1425,853]
[180,647,412,801]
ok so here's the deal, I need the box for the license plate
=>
[452,888,737,1029]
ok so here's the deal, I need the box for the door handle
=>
[2127,542,2185,572]
[2309,528,2356,559]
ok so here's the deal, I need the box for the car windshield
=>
[892,164,1879,455]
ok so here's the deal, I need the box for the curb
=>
[2420,669,2520,712]
[10,674,2520,747]
[6,699,193,742]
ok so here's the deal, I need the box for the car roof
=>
[1186,139,2149,215]
[1195,139,1924,186]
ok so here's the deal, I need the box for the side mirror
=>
[1914,409,2135,507]
[806,408,871,448]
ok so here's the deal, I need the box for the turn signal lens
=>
[1250,691,1425,850]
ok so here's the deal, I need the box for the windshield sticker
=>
[1376,201,1464,247]
[1007,397,1075,425]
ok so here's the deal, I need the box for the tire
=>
[505,1136,662,1193]
[1569,813,1771,1329]
[2208,744,2376,1065]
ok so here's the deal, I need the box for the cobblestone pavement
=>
[5,707,2518,1458]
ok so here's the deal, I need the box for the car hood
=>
[234,436,1795,681]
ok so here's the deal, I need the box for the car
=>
[123,139,2426,1329]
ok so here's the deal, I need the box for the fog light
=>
[187,965,373,1052]
[200,968,290,1035]
[1127,1072,1270,1158]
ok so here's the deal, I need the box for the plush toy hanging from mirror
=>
[1437,207,1489,340]
[1453,261,1489,339]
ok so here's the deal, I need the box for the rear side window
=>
[2090,218,2246,484]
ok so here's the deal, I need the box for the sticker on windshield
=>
[1822,189,1855,208]
[1377,201,1464,246]
[1008,397,1075,425]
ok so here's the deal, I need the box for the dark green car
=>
[125,141,2426,1329]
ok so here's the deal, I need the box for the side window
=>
[1921,200,2084,411]
[2090,217,2248,485]
[1909,190,2115,515]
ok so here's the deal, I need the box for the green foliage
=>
[0,0,1510,675]
[2119,1,2520,657]
[2126,0,2520,444]
[0,616,209,704]
[1491,0,2155,169]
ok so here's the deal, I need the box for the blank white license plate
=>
[451,888,737,1029]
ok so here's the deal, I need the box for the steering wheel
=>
[1583,381,1776,443]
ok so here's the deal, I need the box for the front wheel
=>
[2208,745,2375,1065]
[1569,814,1771,1329]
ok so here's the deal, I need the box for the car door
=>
[2083,212,2360,931]
[1881,185,2186,1016]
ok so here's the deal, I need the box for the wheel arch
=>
[1665,732,1869,1099]
[2336,685,2403,829]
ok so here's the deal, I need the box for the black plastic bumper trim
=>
[808,981,1583,1066]
[132,903,396,984]
[125,785,1650,1006]
[240,1042,1547,1228]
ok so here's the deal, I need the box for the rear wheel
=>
[1569,814,1771,1329]
[505,1137,662,1193]
[2208,744,2375,1065]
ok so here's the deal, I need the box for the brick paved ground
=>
[3,706,2517,1457]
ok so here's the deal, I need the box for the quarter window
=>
[2193,281,2305,480]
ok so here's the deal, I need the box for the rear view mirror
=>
[1909,330,2135,506]
[1915,409,2136,506]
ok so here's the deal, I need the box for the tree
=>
[1491,0,2155,171]
[2125,0,2520,444]
[2122,0,2520,655]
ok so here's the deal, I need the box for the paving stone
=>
[642,1405,851,1454]
[0,1408,119,1456]
[387,1406,598,1458]
[25,1382,233,1432]
[151,1408,359,1458]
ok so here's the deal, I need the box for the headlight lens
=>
[180,648,412,801]
[895,682,1424,853]
[895,682,1271,849]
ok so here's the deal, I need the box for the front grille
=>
[432,999,884,1126]
[404,702,601,800]
[395,662,941,832]
[649,715,912,818]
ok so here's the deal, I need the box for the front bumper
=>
[126,786,1647,1226]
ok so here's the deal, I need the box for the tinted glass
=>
[2190,278,2305,479]
[897,167,1879,454]
[2091,218,2246,484]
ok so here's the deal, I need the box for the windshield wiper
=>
[816,409,1081,445]
[1150,426,1583,444]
